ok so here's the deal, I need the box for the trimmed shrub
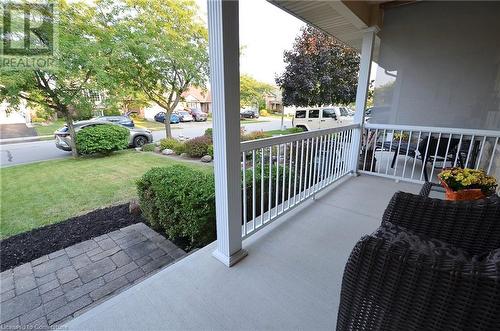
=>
[31,118,46,123]
[76,124,129,155]
[142,143,156,152]
[160,138,183,151]
[137,165,216,250]
[259,109,270,117]
[241,130,271,141]
[173,141,186,155]
[207,144,214,158]
[204,128,213,138]
[184,135,212,157]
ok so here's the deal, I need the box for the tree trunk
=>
[164,111,172,138]
[65,115,79,158]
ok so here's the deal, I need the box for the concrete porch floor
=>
[64,175,421,331]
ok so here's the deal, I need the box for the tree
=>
[97,0,209,138]
[0,1,105,157]
[276,25,360,107]
[240,74,275,110]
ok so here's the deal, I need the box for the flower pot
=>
[439,179,486,201]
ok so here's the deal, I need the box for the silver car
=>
[54,120,153,152]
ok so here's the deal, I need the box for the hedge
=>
[137,165,216,250]
[76,124,129,155]
[184,135,212,157]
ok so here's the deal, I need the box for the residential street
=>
[0,118,292,167]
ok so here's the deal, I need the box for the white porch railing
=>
[240,124,358,238]
[360,123,500,184]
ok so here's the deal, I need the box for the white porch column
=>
[208,0,247,267]
[350,27,378,173]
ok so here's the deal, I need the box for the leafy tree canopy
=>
[276,25,360,107]
[95,0,209,138]
[240,74,275,109]
[0,0,106,156]
[240,74,275,110]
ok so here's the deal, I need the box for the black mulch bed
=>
[1,204,144,271]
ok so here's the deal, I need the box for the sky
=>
[196,0,305,85]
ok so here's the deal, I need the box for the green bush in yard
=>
[173,141,186,155]
[204,128,212,138]
[207,144,214,158]
[137,165,216,249]
[184,135,212,157]
[142,143,156,152]
[160,138,182,152]
[76,124,129,155]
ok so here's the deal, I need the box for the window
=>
[295,110,306,118]
[308,109,319,118]
[339,107,349,116]
[322,109,337,119]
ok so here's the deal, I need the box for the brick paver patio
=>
[0,223,186,328]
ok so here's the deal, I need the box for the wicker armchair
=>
[337,192,500,331]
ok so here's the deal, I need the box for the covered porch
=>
[64,175,420,330]
[63,0,499,329]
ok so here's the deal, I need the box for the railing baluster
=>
[251,150,256,232]
[298,139,305,202]
[275,144,280,218]
[287,142,293,209]
[429,132,441,182]
[242,152,247,236]
[281,143,286,214]
[465,135,475,168]
[293,140,299,206]
[260,147,264,228]
[453,134,464,167]
[393,130,403,177]
[267,146,272,223]
[322,134,331,188]
[487,137,498,175]
[419,131,432,182]
[442,133,452,170]
[385,129,395,175]
[410,131,422,180]
[401,130,412,178]
[303,138,310,201]
[370,129,378,174]
[312,136,320,194]
[475,136,487,170]
[377,129,387,174]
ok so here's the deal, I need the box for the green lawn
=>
[240,119,270,124]
[0,151,211,238]
[264,128,304,136]
[32,119,66,136]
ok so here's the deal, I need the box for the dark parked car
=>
[154,112,180,124]
[95,115,134,128]
[240,109,260,119]
[54,120,153,151]
[189,108,208,122]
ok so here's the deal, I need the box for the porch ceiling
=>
[268,1,415,55]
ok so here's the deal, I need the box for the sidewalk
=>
[0,135,52,145]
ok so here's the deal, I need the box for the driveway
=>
[0,124,37,139]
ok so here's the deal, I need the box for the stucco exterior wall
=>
[371,1,500,131]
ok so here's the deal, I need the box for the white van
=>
[293,106,353,131]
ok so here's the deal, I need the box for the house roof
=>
[181,86,211,103]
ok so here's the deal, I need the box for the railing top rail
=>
[365,123,500,137]
[240,124,359,152]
